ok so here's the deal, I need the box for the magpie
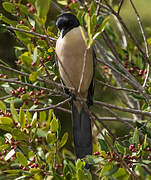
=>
[56,13,96,160]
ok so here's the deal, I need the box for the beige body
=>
[56,27,93,108]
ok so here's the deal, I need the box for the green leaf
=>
[37,129,47,137]
[4,169,21,174]
[58,132,68,149]
[20,52,32,67]
[2,2,16,13]
[99,163,113,178]
[76,159,85,170]
[0,144,9,151]
[16,152,28,167]
[5,149,16,161]
[19,107,25,128]
[135,55,144,69]
[46,132,57,144]
[103,165,119,177]
[113,168,128,179]
[0,117,13,125]
[39,111,46,122]
[35,0,50,18]
[115,142,124,154]
[0,14,17,26]
[10,99,18,122]
[143,134,147,149]
[77,169,86,180]
[31,112,37,128]
[57,0,67,5]
[131,128,139,144]
[32,47,38,63]
[0,101,6,113]
[12,129,28,140]
[50,117,59,132]
[89,1,95,16]
[29,72,38,82]
[98,139,108,151]
[17,4,29,15]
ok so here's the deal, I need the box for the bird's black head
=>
[56,13,80,38]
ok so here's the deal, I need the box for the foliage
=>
[0,0,151,179]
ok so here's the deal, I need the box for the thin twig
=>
[96,79,138,93]
[5,25,57,42]
[117,0,125,15]
[129,0,150,87]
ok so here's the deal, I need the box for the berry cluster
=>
[0,110,12,117]
[93,143,151,168]
[0,73,8,79]
[10,88,45,105]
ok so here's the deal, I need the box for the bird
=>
[55,13,96,160]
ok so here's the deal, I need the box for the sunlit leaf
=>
[19,107,25,128]
[0,101,6,113]
[35,0,50,18]
[16,152,28,167]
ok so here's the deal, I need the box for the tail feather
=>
[72,103,92,159]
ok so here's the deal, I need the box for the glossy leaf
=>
[19,107,25,128]
[29,72,38,82]
[10,99,18,122]
[0,117,13,125]
[58,132,68,149]
[16,152,28,167]
[35,0,50,18]
[50,117,59,132]
[47,132,57,144]
[0,14,17,26]
[98,139,108,151]
[57,0,67,5]
[2,2,15,13]
[39,111,46,122]
[0,101,6,113]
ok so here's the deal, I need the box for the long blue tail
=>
[72,103,92,159]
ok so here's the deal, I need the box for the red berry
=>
[26,3,31,8]
[85,25,88,29]
[23,167,27,171]
[32,62,36,66]
[28,7,35,13]
[32,27,36,32]
[40,90,45,94]
[5,140,9,144]
[11,145,15,149]
[31,157,35,162]
[26,124,31,129]
[28,161,32,166]
[139,69,143,76]
[4,75,8,79]
[36,91,41,96]
[108,159,112,163]
[13,121,18,126]
[128,67,134,73]
[29,91,34,96]
[21,87,25,91]
[34,98,38,104]
[47,55,51,60]
[20,20,23,24]
[10,0,13,3]
[137,155,141,159]
[106,151,110,156]
[0,74,3,77]
[7,112,12,117]
[10,90,15,94]
[125,54,129,59]
[19,164,23,169]
[16,12,20,17]
[104,65,108,69]
[93,151,100,156]
[147,147,151,151]
[17,59,22,64]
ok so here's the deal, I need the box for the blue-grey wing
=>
[87,46,97,107]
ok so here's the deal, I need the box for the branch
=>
[129,0,150,88]
[5,25,57,42]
